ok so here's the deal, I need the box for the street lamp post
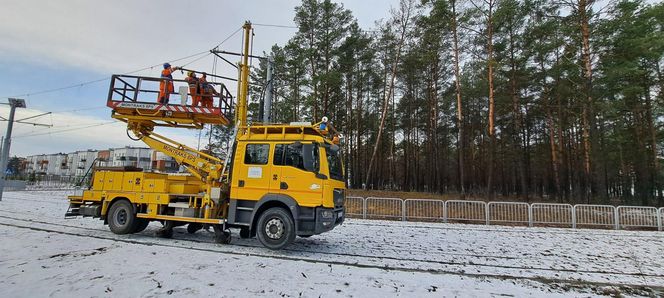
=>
[0,98,26,201]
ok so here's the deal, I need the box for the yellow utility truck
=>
[66,22,346,249]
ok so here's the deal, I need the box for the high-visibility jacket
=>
[158,68,175,103]
[199,77,215,108]
[185,76,201,106]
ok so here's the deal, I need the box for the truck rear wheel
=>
[256,207,295,250]
[108,200,137,234]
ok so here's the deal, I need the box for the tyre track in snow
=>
[7,193,663,239]
[347,220,664,239]
[0,210,650,275]
[1,213,664,290]
[2,193,664,288]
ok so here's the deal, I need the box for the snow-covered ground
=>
[0,190,662,297]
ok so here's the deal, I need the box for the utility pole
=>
[0,98,26,201]
[263,56,274,124]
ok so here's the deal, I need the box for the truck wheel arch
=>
[249,194,298,236]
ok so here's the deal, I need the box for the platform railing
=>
[107,74,234,117]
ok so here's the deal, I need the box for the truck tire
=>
[108,200,137,234]
[133,218,150,233]
[256,207,296,250]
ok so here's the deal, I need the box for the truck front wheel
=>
[108,200,137,234]
[256,207,296,250]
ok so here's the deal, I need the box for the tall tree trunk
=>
[542,60,562,201]
[486,0,497,199]
[577,0,606,201]
[451,0,465,196]
[508,24,528,201]
[643,75,657,204]
[365,0,413,189]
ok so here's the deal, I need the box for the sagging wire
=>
[12,121,119,139]
[2,27,243,100]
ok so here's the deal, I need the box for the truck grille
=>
[333,188,344,208]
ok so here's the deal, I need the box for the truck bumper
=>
[297,207,344,236]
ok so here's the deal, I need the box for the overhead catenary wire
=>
[0,51,208,100]
[1,27,243,101]
[11,121,119,139]
[253,23,298,29]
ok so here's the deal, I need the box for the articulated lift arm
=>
[127,121,224,184]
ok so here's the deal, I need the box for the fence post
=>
[362,197,367,219]
[614,206,620,230]
[485,202,490,225]
[442,200,447,223]
[527,204,533,227]
[571,206,577,229]
[658,208,662,232]
[402,200,406,221]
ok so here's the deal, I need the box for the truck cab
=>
[227,124,345,249]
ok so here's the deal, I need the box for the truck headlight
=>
[321,210,334,219]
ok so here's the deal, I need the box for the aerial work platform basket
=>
[107,74,234,128]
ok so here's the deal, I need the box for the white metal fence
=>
[530,203,574,227]
[487,202,530,226]
[345,196,365,218]
[345,197,664,231]
[445,200,486,224]
[3,180,27,191]
[404,199,443,222]
[365,197,402,220]
[574,204,616,229]
[617,206,659,230]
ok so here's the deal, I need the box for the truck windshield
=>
[326,147,343,181]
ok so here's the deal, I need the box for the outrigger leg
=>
[213,224,231,244]
[187,223,204,234]
[156,220,175,238]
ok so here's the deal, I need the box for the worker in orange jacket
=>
[158,63,179,104]
[198,73,218,108]
[184,71,201,106]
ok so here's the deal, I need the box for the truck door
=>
[232,143,275,201]
[273,142,323,207]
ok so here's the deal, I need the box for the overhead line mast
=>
[235,21,252,131]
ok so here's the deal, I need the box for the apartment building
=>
[110,147,152,169]
[151,151,179,172]
[24,147,177,177]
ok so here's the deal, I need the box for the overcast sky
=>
[0,0,398,156]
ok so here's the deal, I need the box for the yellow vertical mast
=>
[235,21,252,134]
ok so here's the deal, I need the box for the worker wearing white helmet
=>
[319,116,329,133]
